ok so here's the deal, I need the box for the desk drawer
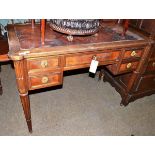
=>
[119,62,139,73]
[136,75,155,92]
[28,71,63,90]
[123,49,143,59]
[27,56,60,71]
[65,51,120,67]
[106,61,139,75]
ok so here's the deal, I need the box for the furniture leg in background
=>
[0,66,2,94]
[0,35,9,95]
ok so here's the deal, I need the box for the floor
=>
[0,64,155,136]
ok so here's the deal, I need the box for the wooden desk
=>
[7,23,153,132]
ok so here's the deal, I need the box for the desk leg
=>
[13,59,32,133]
[20,94,32,132]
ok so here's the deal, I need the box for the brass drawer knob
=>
[41,60,48,68]
[152,62,155,67]
[41,76,49,84]
[92,55,97,60]
[131,51,136,57]
[127,63,132,69]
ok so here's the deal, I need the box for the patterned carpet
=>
[0,63,155,135]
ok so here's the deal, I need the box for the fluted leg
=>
[20,94,32,132]
[13,59,32,133]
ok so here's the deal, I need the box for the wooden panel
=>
[129,20,140,28]
[28,71,63,90]
[145,60,155,74]
[136,75,155,92]
[140,20,155,35]
[27,56,60,71]
[65,51,120,67]
[123,49,143,59]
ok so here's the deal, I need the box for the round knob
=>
[67,35,73,42]
[92,55,97,60]
[127,63,132,69]
[41,76,49,84]
[131,51,136,57]
[41,60,48,68]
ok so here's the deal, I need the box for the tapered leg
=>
[13,59,32,133]
[20,94,32,133]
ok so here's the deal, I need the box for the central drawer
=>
[65,50,120,68]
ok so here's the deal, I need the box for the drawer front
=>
[119,62,139,73]
[28,72,63,90]
[27,56,60,71]
[123,49,143,59]
[65,51,120,67]
[145,60,155,74]
[106,61,139,75]
[136,75,155,92]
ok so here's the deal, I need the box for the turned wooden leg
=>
[20,94,32,133]
[13,59,32,133]
[31,19,35,29]
[41,19,45,45]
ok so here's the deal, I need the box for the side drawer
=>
[28,71,63,90]
[27,56,61,72]
[136,75,155,92]
[123,49,143,59]
[65,51,120,67]
[106,61,139,75]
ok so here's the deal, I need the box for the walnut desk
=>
[7,23,153,132]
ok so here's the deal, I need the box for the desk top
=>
[7,23,151,60]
